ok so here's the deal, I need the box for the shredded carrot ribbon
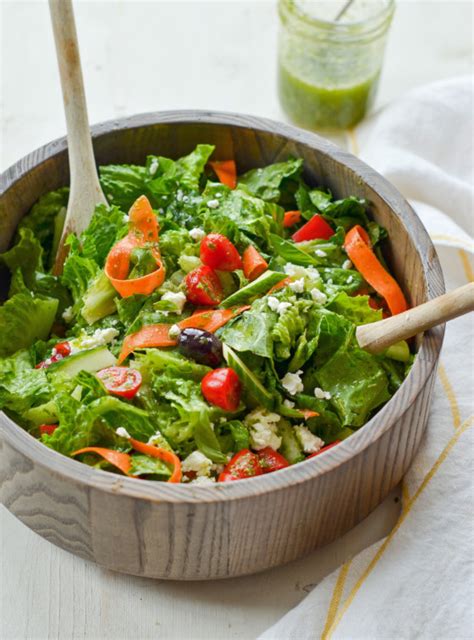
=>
[209,160,237,189]
[299,409,319,420]
[283,210,301,228]
[118,305,250,363]
[344,225,408,316]
[129,438,182,483]
[105,195,166,298]
[242,245,268,281]
[72,447,132,476]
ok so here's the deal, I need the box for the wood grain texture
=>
[0,111,445,580]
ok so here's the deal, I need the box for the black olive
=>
[178,328,223,367]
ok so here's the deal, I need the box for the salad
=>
[0,145,411,484]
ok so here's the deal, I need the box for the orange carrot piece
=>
[118,306,250,363]
[129,438,182,483]
[72,447,132,476]
[242,245,268,281]
[268,277,291,294]
[344,225,408,316]
[105,195,166,298]
[209,160,237,189]
[299,409,319,420]
[283,210,302,228]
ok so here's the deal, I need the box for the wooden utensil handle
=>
[49,0,102,190]
[356,282,474,354]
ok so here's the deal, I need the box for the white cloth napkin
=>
[259,76,474,640]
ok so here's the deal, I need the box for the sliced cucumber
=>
[220,271,287,308]
[385,340,410,363]
[278,420,304,464]
[222,344,274,409]
[49,346,116,380]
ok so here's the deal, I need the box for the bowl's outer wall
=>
[0,112,444,579]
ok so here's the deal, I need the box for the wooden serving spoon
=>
[357,282,474,353]
[49,0,108,275]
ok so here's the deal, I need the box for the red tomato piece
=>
[97,366,142,399]
[218,449,263,482]
[39,424,58,436]
[283,210,302,228]
[201,367,241,411]
[54,341,71,357]
[258,447,289,473]
[200,233,243,271]
[292,214,334,242]
[184,265,224,306]
[307,440,341,458]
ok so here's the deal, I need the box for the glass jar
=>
[278,0,395,131]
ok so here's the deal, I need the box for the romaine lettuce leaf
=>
[0,290,58,357]
[15,188,69,266]
[80,204,128,267]
[313,347,390,427]
[327,291,382,325]
[238,158,303,202]
[0,350,50,415]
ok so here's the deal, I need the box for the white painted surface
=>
[0,1,472,638]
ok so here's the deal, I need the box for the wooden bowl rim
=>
[0,109,445,504]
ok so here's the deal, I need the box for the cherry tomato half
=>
[35,341,72,369]
[54,341,71,357]
[200,233,242,271]
[292,214,334,242]
[307,440,341,458]
[258,447,289,473]
[39,424,58,436]
[218,449,263,482]
[184,265,224,306]
[97,366,142,399]
[201,367,241,411]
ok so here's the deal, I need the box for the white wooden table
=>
[1,2,472,638]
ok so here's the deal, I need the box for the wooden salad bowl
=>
[0,111,444,580]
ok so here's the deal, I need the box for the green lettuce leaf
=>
[0,289,58,357]
[15,188,69,266]
[327,291,382,325]
[238,158,303,202]
[0,350,50,415]
[80,204,128,267]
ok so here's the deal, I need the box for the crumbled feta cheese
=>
[346,275,354,284]
[216,192,223,198]
[189,227,205,241]
[70,328,120,354]
[289,278,305,293]
[327,278,333,285]
[310,288,327,304]
[116,427,131,439]
[245,409,282,451]
[161,291,186,314]
[207,199,220,209]
[314,387,332,400]
[123,214,130,223]
[62,306,74,323]
[283,399,295,409]
[342,259,353,270]
[168,324,181,339]
[190,476,216,485]
[182,451,213,477]
[147,431,164,445]
[284,263,320,280]
[294,425,324,454]
[176,189,183,202]
[148,158,159,175]
[314,249,326,258]
[267,296,292,315]
[281,370,304,396]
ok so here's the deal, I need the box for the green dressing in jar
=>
[278,0,394,131]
